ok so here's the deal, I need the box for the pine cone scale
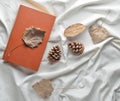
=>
[68,41,84,55]
[48,45,61,63]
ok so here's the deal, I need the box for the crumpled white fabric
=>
[0,0,120,101]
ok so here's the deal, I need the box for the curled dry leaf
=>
[64,23,86,38]
[22,26,45,48]
[89,25,109,44]
[32,79,54,99]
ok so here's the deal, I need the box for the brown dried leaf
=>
[22,26,45,48]
[32,79,54,99]
[64,23,86,38]
[89,25,109,44]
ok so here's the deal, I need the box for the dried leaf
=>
[22,26,45,48]
[32,79,54,99]
[89,25,109,44]
[64,23,86,38]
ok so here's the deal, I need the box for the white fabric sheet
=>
[0,0,120,101]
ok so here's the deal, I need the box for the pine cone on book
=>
[48,45,61,63]
[68,41,84,55]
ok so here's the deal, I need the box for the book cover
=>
[3,5,56,71]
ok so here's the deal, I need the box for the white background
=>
[0,0,120,101]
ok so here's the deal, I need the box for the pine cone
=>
[68,41,84,55]
[48,45,61,63]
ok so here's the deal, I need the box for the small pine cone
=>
[48,45,61,63]
[68,41,84,55]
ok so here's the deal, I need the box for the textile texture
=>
[0,0,120,101]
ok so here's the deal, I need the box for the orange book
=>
[3,5,56,71]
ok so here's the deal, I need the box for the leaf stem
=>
[7,43,24,57]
